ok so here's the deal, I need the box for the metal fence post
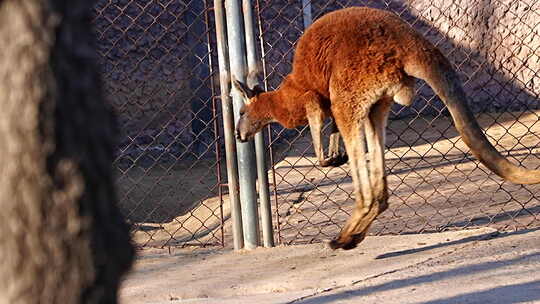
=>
[225,0,261,249]
[302,0,312,29]
[242,0,275,248]
[214,0,244,250]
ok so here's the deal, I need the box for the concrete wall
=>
[407,0,540,113]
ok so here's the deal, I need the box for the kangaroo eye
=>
[239,107,246,116]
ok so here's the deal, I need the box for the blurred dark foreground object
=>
[0,1,134,303]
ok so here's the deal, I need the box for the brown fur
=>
[235,7,540,250]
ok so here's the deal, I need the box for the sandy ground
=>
[119,227,540,304]
[116,110,540,303]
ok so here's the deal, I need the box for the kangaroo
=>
[234,7,540,250]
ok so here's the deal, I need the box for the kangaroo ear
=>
[247,69,265,95]
[233,78,256,99]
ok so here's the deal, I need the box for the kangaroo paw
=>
[319,152,349,167]
[330,152,349,167]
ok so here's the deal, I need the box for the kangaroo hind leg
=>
[329,106,374,250]
[366,98,391,213]
[329,98,390,250]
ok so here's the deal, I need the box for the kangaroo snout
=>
[235,117,253,143]
[235,127,248,143]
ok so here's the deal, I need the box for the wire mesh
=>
[255,0,540,245]
[92,0,226,248]
[92,0,540,249]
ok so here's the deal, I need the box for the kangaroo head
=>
[233,80,274,142]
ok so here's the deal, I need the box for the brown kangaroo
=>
[234,7,540,250]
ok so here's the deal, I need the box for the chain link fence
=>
[92,0,227,248]
[92,0,540,248]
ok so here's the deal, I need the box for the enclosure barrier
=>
[93,0,540,249]
[242,0,275,248]
[217,0,274,249]
[214,0,244,250]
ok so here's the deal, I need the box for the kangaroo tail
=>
[405,54,540,185]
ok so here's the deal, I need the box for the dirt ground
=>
[119,227,540,303]
[119,110,540,248]
[116,110,540,304]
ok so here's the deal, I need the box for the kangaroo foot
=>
[329,230,368,250]
[320,152,348,167]
[328,199,386,250]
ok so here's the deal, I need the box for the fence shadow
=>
[416,281,540,304]
[296,250,540,304]
[375,228,538,259]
